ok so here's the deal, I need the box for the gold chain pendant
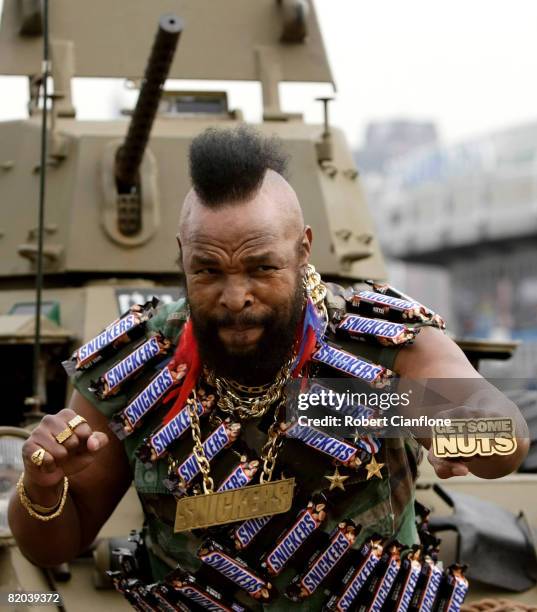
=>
[173,392,295,532]
[174,477,295,532]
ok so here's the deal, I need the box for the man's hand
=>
[427,447,470,478]
[9,392,132,567]
[21,407,109,505]
[395,327,530,479]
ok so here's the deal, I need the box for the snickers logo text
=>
[104,336,161,391]
[124,367,175,428]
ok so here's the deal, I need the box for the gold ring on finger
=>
[55,427,74,445]
[68,414,87,431]
[30,447,46,467]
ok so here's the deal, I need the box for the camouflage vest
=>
[71,284,424,611]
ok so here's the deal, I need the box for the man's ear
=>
[176,235,184,272]
[299,226,313,266]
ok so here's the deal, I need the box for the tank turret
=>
[114,14,182,207]
[112,14,183,239]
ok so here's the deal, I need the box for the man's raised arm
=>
[8,390,132,567]
[395,326,530,480]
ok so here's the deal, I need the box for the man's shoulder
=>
[322,280,402,372]
[321,280,444,373]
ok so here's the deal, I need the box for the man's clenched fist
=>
[22,408,109,491]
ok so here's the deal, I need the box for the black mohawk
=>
[189,126,288,206]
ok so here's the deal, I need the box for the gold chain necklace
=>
[186,390,216,493]
[206,355,294,421]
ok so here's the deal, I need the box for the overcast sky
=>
[1,0,537,149]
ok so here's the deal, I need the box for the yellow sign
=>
[432,418,517,458]
[174,478,295,532]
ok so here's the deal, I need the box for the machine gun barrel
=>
[115,14,183,191]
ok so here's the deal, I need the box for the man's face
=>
[179,187,311,384]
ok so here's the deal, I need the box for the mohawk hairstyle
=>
[189,126,289,207]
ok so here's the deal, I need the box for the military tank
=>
[0,0,535,609]
[0,1,387,608]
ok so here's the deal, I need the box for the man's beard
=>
[189,275,305,385]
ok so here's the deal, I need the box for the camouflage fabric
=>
[72,287,424,611]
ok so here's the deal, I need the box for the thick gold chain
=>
[186,391,215,494]
[225,377,273,395]
[259,400,286,483]
[210,356,294,420]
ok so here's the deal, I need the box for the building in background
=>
[358,119,537,380]
[355,119,439,175]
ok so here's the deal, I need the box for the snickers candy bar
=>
[63,298,158,375]
[323,537,384,612]
[312,342,392,388]
[346,289,441,327]
[356,542,402,612]
[261,496,327,576]
[283,422,366,469]
[365,281,423,306]
[198,539,276,602]
[408,556,443,612]
[129,583,162,612]
[164,420,241,496]
[89,333,173,400]
[286,519,357,602]
[385,547,422,612]
[134,391,213,462]
[233,515,273,551]
[435,564,469,612]
[336,314,418,346]
[111,362,188,441]
[107,572,139,600]
[365,281,446,330]
[147,583,189,612]
[217,456,259,492]
[107,573,157,612]
[162,568,246,612]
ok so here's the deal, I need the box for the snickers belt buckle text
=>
[174,477,295,532]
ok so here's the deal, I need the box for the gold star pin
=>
[365,455,384,480]
[324,466,350,492]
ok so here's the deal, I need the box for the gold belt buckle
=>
[174,477,295,532]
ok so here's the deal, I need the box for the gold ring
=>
[30,447,46,467]
[68,414,87,431]
[55,427,74,444]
